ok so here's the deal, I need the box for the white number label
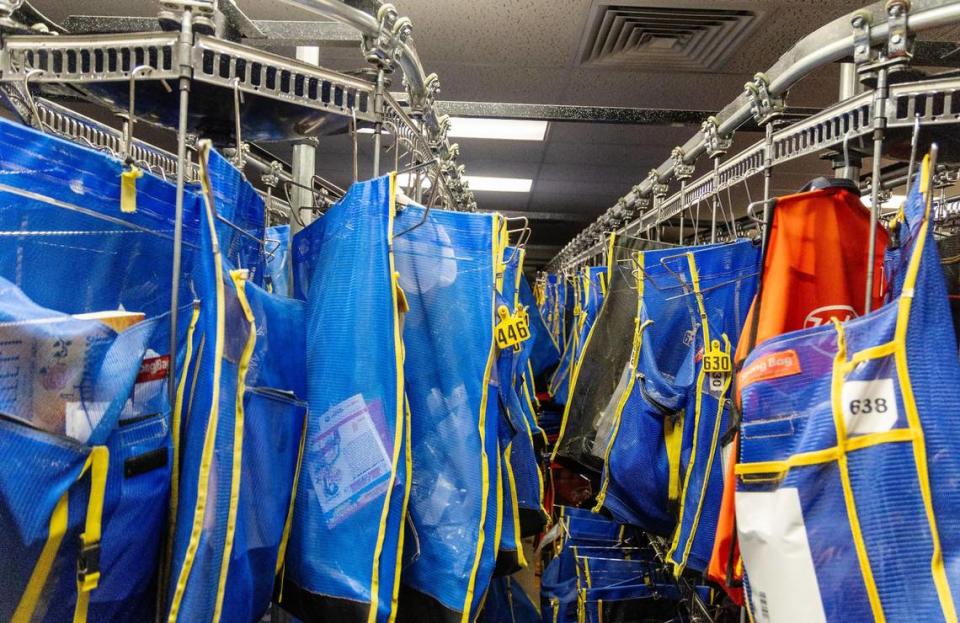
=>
[841,378,897,435]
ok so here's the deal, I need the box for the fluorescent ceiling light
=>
[463,175,532,193]
[448,117,547,141]
[395,173,532,193]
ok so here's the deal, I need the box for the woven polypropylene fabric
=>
[393,203,499,619]
[738,173,960,622]
[285,176,406,623]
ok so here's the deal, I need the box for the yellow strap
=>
[664,415,684,504]
[504,443,528,568]
[168,141,227,623]
[210,272,258,622]
[368,172,412,623]
[13,494,69,622]
[276,415,308,575]
[671,336,733,574]
[595,252,647,510]
[165,303,201,591]
[551,292,600,462]
[74,446,109,623]
[120,165,143,214]
[735,428,915,480]
[829,321,885,621]
[460,223,500,622]
[893,155,958,620]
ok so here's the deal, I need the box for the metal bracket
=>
[671,146,695,181]
[701,116,733,158]
[430,113,450,151]
[362,3,400,71]
[851,11,873,65]
[885,0,911,62]
[410,72,440,118]
[744,72,785,126]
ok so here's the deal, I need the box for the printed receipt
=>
[309,393,393,527]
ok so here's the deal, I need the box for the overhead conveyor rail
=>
[549,0,960,273]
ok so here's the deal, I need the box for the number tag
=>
[702,339,731,374]
[495,306,531,350]
[842,378,897,434]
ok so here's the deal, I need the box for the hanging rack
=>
[550,0,960,273]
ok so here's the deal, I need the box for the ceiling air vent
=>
[579,2,760,72]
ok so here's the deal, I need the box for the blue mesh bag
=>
[550,268,605,406]
[0,276,162,622]
[478,576,539,623]
[265,224,292,297]
[167,144,306,623]
[595,242,757,549]
[393,203,501,621]
[498,249,547,537]
[0,116,208,621]
[736,157,960,622]
[283,175,408,623]
[664,242,758,574]
[521,273,561,378]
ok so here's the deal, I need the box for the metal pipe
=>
[712,156,722,243]
[291,45,319,240]
[275,0,437,131]
[760,123,774,258]
[865,65,889,314]
[373,68,384,177]
[162,8,193,617]
[168,7,192,418]
[549,0,960,270]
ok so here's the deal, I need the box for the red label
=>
[137,355,170,383]
[738,350,801,388]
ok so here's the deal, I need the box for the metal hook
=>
[351,108,359,183]
[22,68,45,132]
[842,129,855,174]
[905,113,922,194]
[746,198,776,225]
[124,65,161,162]
[231,77,245,168]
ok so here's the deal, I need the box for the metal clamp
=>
[671,146,695,181]
[431,113,451,150]
[885,0,911,62]
[744,72,785,126]
[701,116,733,158]
[362,3,400,70]
[634,196,652,213]
[851,11,873,65]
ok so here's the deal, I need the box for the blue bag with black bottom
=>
[393,202,501,622]
[167,144,307,623]
[283,174,408,623]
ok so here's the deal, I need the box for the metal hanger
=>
[394,159,442,239]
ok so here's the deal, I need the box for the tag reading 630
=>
[702,339,731,374]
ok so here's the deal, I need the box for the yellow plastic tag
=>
[703,340,733,374]
[120,165,143,214]
[495,306,531,350]
[702,338,731,374]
